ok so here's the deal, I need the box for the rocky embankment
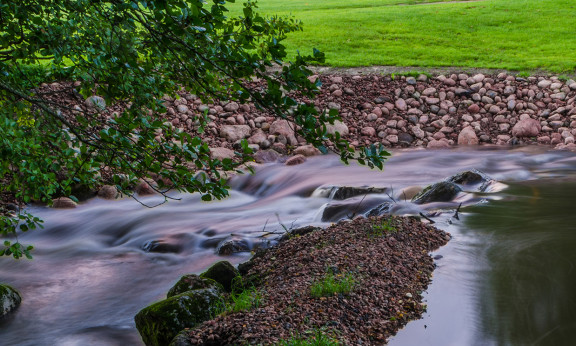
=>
[158,72,576,156]
[11,72,574,210]
[38,72,576,168]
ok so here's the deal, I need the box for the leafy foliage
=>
[0,0,389,258]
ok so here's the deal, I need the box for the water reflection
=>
[468,183,576,346]
[392,179,576,346]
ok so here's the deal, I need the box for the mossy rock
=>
[135,288,223,346]
[169,329,194,346]
[167,274,224,298]
[0,284,22,317]
[200,261,239,292]
[412,181,462,204]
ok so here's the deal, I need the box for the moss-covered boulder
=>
[0,284,22,317]
[412,181,462,204]
[167,274,223,298]
[200,261,239,292]
[169,330,194,346]
[135,288,223,346]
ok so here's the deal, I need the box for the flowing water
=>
[2,147,576,345]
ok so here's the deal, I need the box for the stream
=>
[2,147,576,345]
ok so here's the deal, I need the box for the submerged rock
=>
[0,284,22,317]
[200,261,239,292]
[366,202,393,217]
[216,239,250,255]
[330,186,388,200]
[447,169,495,192]
[167,275,223,298]
[412,181,462,204]
[321,197,389,222]
[135,288,223,346]
[142,240,182,254]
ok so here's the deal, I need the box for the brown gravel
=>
[182,216,450,345]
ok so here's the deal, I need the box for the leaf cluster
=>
[0,0,389,259]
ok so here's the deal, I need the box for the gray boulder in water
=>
[447,169,494,191]
[0,284,22,317]
[412,170,495,204]
[412,181,462,204]
[217,239,250,255]
[330,186,387,200]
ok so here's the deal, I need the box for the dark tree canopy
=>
[0,0,388,259]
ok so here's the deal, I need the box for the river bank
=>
[2,71,575,211]
[34,71,576,164]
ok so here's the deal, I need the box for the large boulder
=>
[447,169,495,192]
[209,147,235,160]
[0,284,22,317]
[97,185,118,200]
[269,120,298,145]
[269,119,295,138]
[412,181,462,204]
[285,154,307,166]
[167,275,223,298]
[135,288,223,346]
[293,145,321,157]
[253,149,282,163]
[51,197,77,209]
[458,126,479,145]
[511,118,541,137]
[200,261,239,292]
[220,125,251,142]
[325,120,349,136]
[330,186,388,200]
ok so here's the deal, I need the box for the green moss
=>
[200,260,239,292]
[167,274,223,298]
[135,288,224,346]
[0,284,22,317]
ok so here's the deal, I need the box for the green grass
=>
[277,329,341,346]
[310,272,356,298]
[213,287,263,316]
[368,218,398,238]
[229,0,576,73]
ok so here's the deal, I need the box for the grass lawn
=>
[229,0,576,73]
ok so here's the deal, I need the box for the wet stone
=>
[412,181,462,204]
[217,239,250,255]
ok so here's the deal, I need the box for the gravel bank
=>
[178,216,450,345]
